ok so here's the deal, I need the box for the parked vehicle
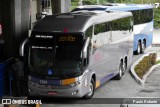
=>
[72,4,154,55]
[20,10,134,98]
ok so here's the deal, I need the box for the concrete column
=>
[61,0,71,13]
[31,0,38,29]
[21,0,30,39]
[51,0,60,14]
[1,0,15,59]
[1,0,30,58]
[37,0,42,13]
[51,0,71,14]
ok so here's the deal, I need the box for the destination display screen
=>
[30,34,54,50]
[30,33,84,48]
[58,35,76,42]
[56,34,83,45]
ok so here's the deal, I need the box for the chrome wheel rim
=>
[88,82,93,96]
[142,42,145,52]
[122,63,126,74]
[119,65,122,77]
[138,43,140,54]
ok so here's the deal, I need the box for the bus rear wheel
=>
[83,79,95,99]
[140,40,146,54]
[122,61,127,75]
[115,62,124,80]
[135,42,141,55]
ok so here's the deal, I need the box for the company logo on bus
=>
[48,69,53,75]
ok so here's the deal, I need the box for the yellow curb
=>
[36,104,40,107]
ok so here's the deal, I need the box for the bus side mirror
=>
[19,38,28,57]
[82,37,90,59]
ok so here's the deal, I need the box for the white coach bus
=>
[72,4,154,55]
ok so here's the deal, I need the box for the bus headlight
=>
[68,81,81,87]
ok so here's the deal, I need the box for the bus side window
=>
[85,26,93,38]
[132,10,140,25]
[84,26,93,66]
[85,26,96,55]
[94,23,106,35]
[130,17,134,32]
[93,23,106,51]
[83,43,91,67]
[140,9,153,24]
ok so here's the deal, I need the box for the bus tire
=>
[135,42,141,55]
[115,62,123,80]
[140,40,146,54]
[122,61,127,75]
[83,78,95,99]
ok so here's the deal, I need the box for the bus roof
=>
[32,11,132,33]
[72,4,153,12]
[107,4,153,11]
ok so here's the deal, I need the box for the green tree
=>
[107,0,116,3]
[99,0,108,4]
[83,0,97,5]
[154,8,160,28]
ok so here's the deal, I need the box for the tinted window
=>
[93,17,132,47]
[94,17,131,34]
[122,18,131,30]
[85,26,93,38]
[111,17,132,42]
[29,34,83,78]
[94,23,108,35]
[131,9,153,25]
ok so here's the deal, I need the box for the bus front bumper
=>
[28,80,89,98]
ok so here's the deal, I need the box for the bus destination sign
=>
[58,35,75,42]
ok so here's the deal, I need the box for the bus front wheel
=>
[83,79,95,99]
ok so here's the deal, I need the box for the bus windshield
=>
[28,33,83,79]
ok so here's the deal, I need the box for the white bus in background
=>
[20,10,134,98]
[72,4,154,55]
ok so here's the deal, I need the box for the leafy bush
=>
[154,8,160,29]
[134,53,157,79]
[150,53,157,65]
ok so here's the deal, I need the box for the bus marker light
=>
[63,28,68,33]
[0,24,2,35]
